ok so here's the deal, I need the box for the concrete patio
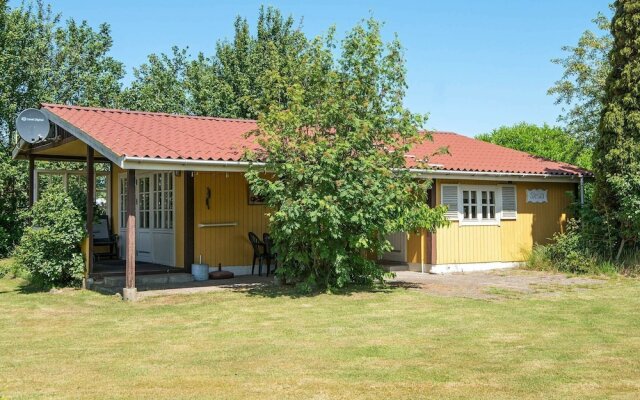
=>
[93,273,274,299]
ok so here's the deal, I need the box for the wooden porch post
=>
[27,155,35,207]
[124,169,137,300]
[86,146,95,277]
[184,171,194,272]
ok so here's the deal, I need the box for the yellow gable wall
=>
[432,179,575,264]
[193,172,269,268]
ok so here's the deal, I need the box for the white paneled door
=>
[119,172,175,267]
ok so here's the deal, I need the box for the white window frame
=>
[118,172,175,232]
[455,185,501,226]
[35,169,111,219]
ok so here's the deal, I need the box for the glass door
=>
[135,174,153,262]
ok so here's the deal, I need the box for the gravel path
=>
[388,268,607,299]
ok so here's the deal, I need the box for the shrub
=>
[14,187,86,287]
[0,258,28,280]
[527,219,617,275]
[0,258,13,278]
[0,146,28,258]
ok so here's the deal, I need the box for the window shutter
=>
[441,185,459,220]
[501,185,517,220]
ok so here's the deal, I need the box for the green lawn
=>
[1,269,640,399]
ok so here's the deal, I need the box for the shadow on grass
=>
[0,278,51,295]
[242,280,418,299]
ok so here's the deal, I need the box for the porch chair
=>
[263,233,278,277]
[248,232,266,276]
[92,215,119,261]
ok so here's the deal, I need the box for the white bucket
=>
[191,264,209,281]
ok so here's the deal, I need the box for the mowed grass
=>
[1,271,640,399]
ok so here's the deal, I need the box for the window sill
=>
[458,220,501,227]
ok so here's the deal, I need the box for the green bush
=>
[14,187,86,287]
[527,219,617,275]
[0,146,28,258]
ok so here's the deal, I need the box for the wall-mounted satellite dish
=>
[15,108,50,143]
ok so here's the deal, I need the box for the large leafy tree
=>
[121,46,190,114]
[47,19,124,108]
[548,9,613,149]
[124,6,308,119]
[0,0,55,144]
[0,1,124,143]
[246,19,447,291]
[593,0,640,259]
[0,1,123,257]
[477,122,592,169]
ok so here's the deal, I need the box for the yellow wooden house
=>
[13,104,590,294]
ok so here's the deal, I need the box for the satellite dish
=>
[16,108,50,143]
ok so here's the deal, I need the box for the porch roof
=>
[14,103,591,179]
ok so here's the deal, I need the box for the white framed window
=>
[35,169,111,218]
[441,184,518,225]
[119,176,128,228]
[138,176,150,229]
[119,172,174,231]
[152,172,174,230]
[460,185,499,225]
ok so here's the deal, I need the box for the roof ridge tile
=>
[41,103,256,124]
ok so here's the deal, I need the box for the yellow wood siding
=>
[193,172,269,268]
[109,163,572,268]
[407,230,426,264]
[32,138,90,157]
[433,179,574,264]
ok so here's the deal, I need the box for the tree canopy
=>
[122,6,308,119]
[245,19,447,291]
[0,0,124,257]
[548,8,613,149]
[593,0,640,258]
[476,122,592,169]
[0,1,124,144]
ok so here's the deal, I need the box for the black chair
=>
[263,233,278,277]
[248,232,266,276]
[93,215,119,260]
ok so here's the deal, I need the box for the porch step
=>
[381,263,410,272]
[102,273,194,288]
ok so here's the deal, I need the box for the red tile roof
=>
[407,131,590,176]
[40,104,590,177]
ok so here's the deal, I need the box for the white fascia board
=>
[120,158,583,181]
[120,156,265,172]
[409,168,583,183]
[39,108,124,166]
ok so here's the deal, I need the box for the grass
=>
[0,258,14,276]
[1,268,640,399]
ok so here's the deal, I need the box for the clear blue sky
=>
[12,0,609,136]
